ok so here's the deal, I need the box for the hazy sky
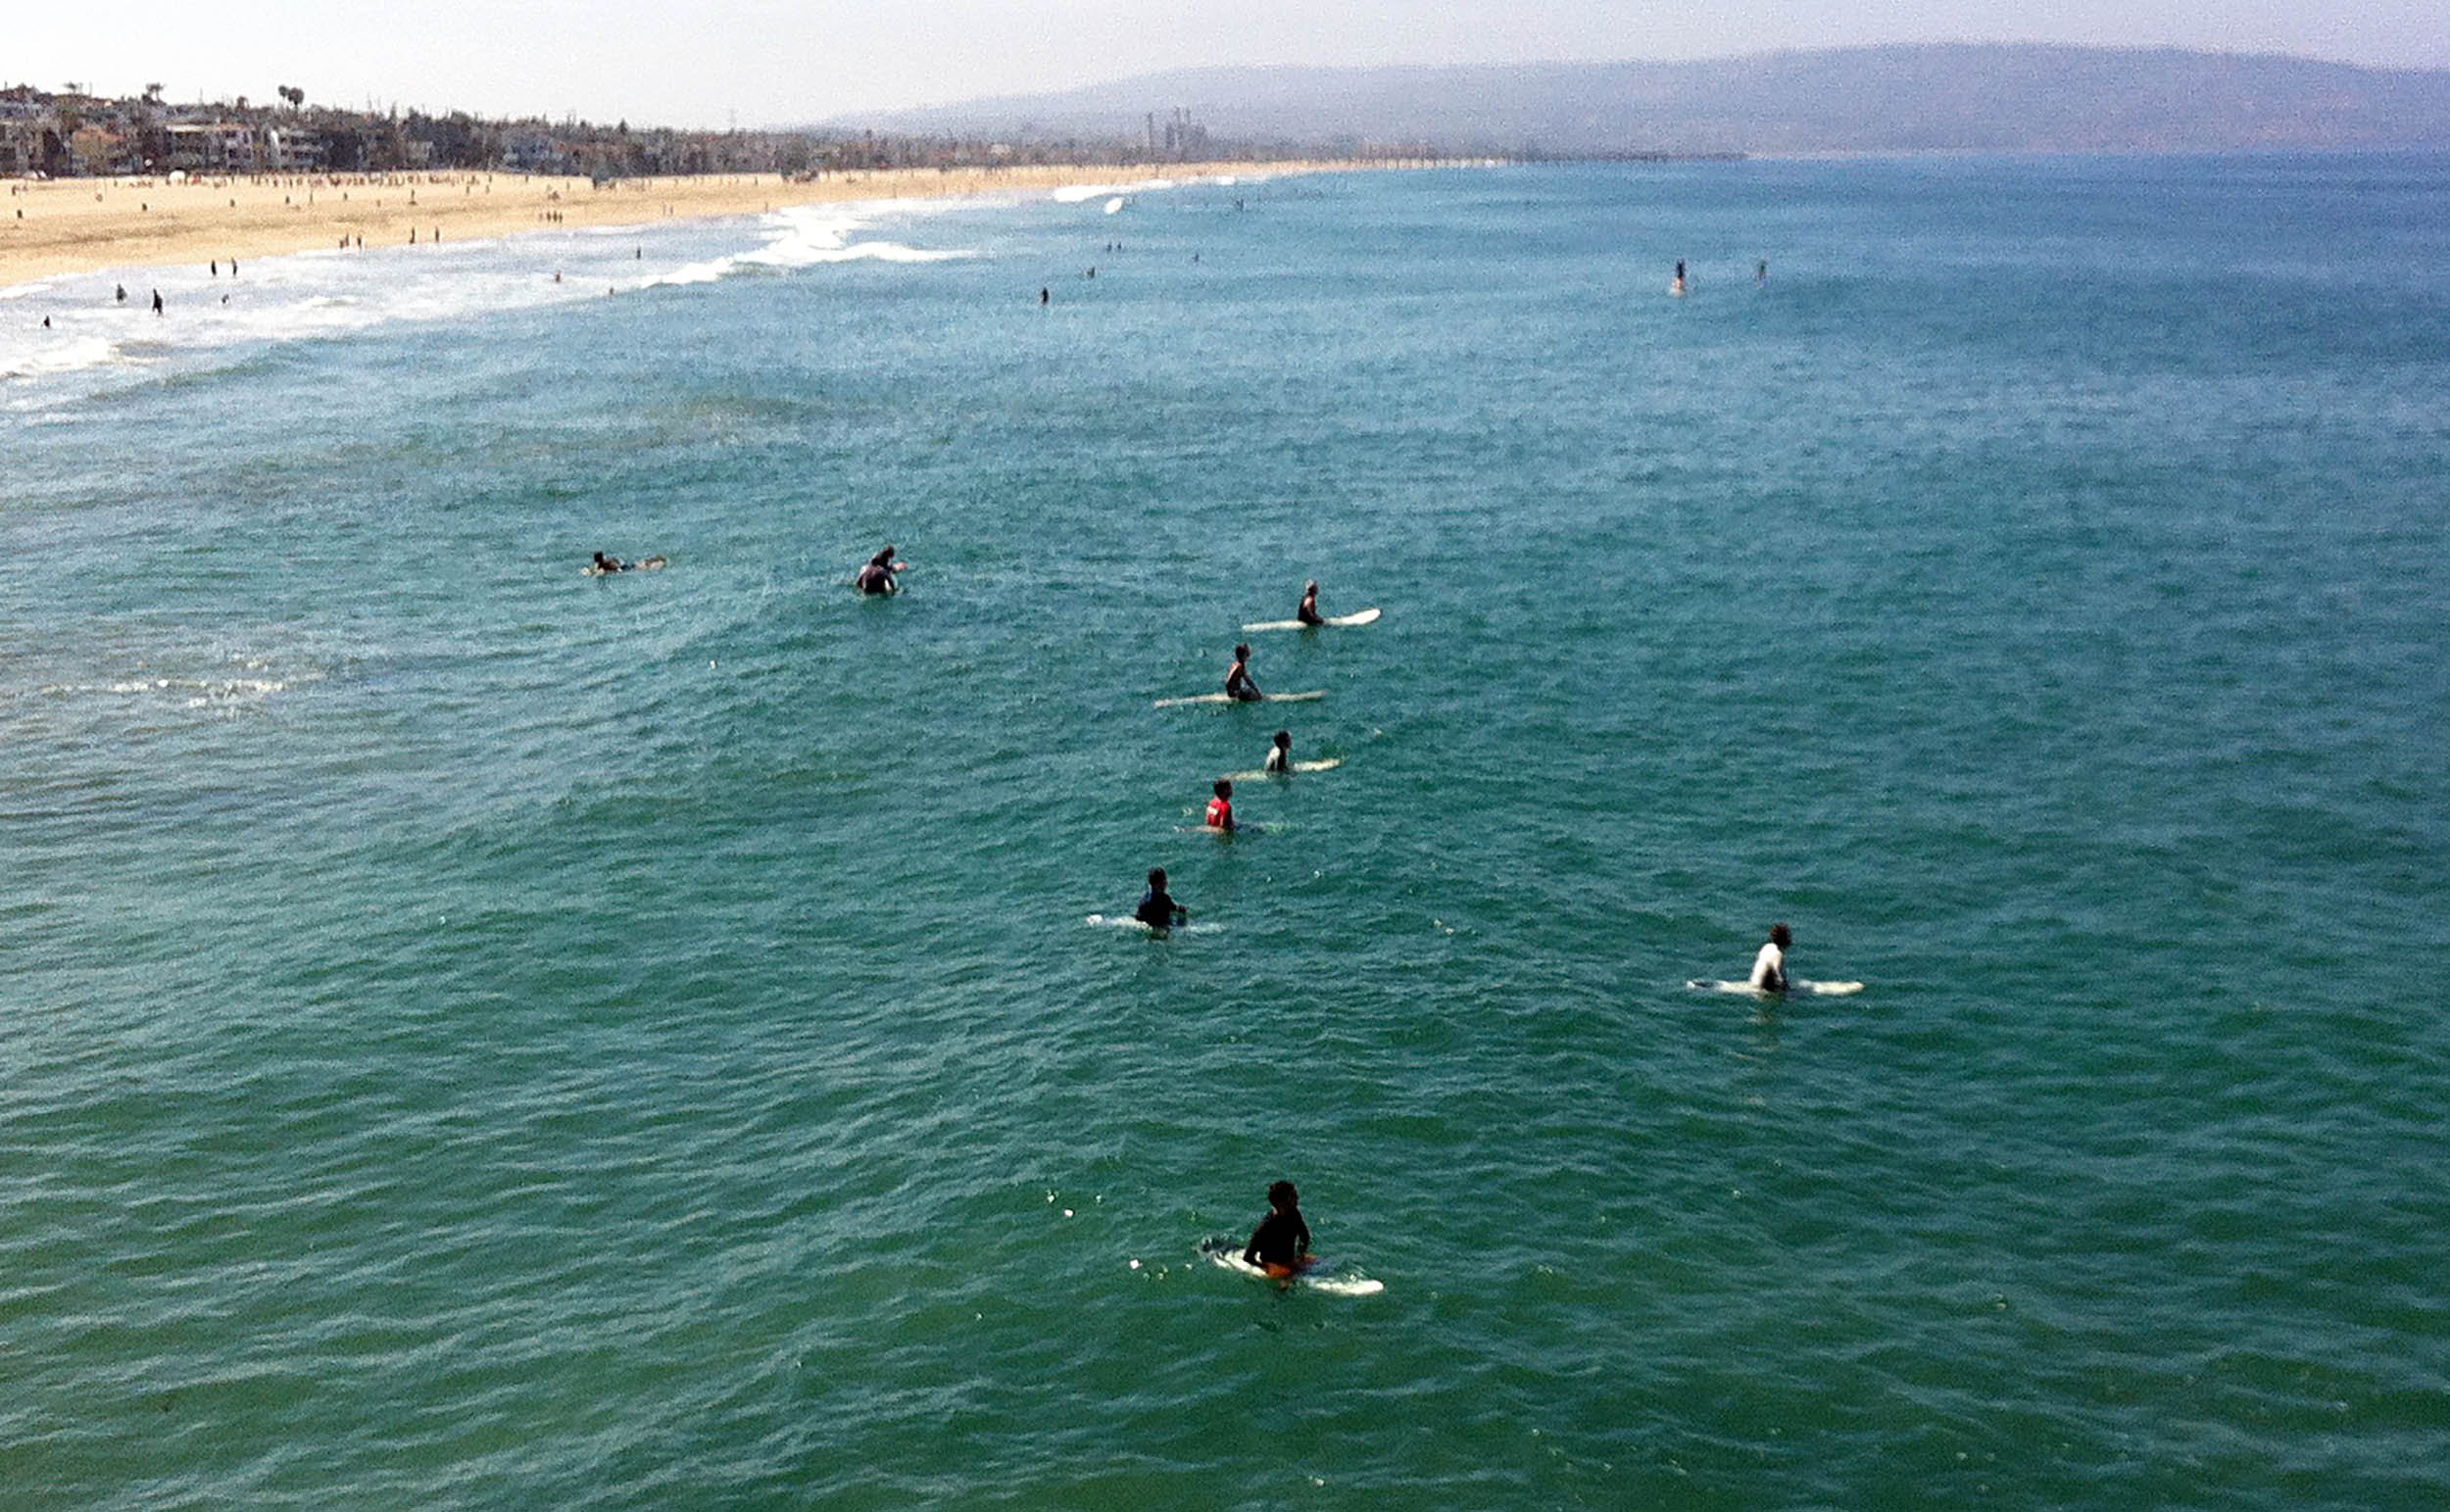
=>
[15,0,2449,128]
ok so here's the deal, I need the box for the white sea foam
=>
[0,335,125,380]
[0,173,1236,402]
[647,200,979,287]
[0,196,980,400]
[1051,177,1178,204]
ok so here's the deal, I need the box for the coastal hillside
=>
[837,44,2450,155]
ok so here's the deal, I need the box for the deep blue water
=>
[5,156,2447,1508]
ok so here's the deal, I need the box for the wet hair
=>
[1233,644,1250,660]
[1304,580,1318,593]
[1148,867,1167,888]
[1267,1180,1298,1209]
[1769,922,1792,948]
[1213,778,1232,798]
[1272,730,1291,747]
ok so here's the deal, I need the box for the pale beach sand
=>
[1,160,1369,288]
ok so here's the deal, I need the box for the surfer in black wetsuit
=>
[1243,1180,1313,1281]
[1225,643,1262,702]
[1134,867,1186,929]
[856,545,899,595]
[591,551,627,573]
[1296,580,1323,627]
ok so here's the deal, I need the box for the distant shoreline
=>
[0,160,1408,289]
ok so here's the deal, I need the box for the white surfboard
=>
[1200,1239,1383,1296]
[1687,978,1864,997]
[1087,913,1219,934]
[1152,690,1328,708]
[1241,608,1382,632]
[1223,757,1343,780]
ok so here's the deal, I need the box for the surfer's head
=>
[1233,643,1250,661]
[1267,1180,1298,1211]
[1769,922,1791,948]
[1148,867,1167,890]
[1304,580,1318,594]
[1273,730,1291,750]
[1213,778,1232,799]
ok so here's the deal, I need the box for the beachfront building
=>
[261,126,326,172]
[68,123,136,175]
[162,121,260,173]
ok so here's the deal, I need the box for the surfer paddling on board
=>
[1264,730,1293,774]
[1135,867,1188,929]
[1205,778,1236,832]
[855,545,902,596]
[1225,644,1263,703]
[591,551,627,573]
[1296,580,1324,627]
[1748,923,1792,994]
[1243,1180,1314,1285]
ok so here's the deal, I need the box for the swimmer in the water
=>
[591,551,627,573]
[1296,580,1324,627]
[1205,778,1235,832]
[1242,1180,1313,1283]
[1263,730,1293,774]
[1134,867,1187,929]
[1748,922,1792,993]
[855,545,899,596]
[1225,643,1262,702]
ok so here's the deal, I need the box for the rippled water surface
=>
[6,158,2448,1508]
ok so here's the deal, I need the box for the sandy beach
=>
[1,160,1365,288]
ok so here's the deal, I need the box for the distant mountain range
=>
[836,44,2450,156]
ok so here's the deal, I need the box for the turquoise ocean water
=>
[5,157,2447,1507]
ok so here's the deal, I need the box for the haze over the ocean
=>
[12,0,2447,127]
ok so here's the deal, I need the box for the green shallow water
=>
[5,158,2448,1508]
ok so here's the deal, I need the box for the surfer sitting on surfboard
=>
[1225,644,1262,703]
[1244,1180,1314,1283]
[1264,730,1293,774]
[1749,922,1792,994]
[855,545,900,596]
[1297,581,1324,627]
[1134,867,1187,929]
[1205,779,1236,832]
